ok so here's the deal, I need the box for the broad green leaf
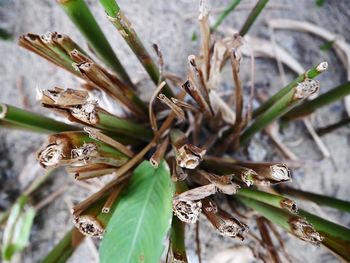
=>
[99,160,174,263]
[2,196,36,261]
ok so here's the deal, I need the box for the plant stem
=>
[41,228,85,263]
[284,82,350,120]
[171,216,188,262]
[97,112,152,141]
[316,117,350,136]
[237,188,297,213]
[237,196,322,244]
[211,0,241,31]
[239,0,269,36]
[299,209,350,261]
[240,77,320,144]
[99,0,173,98]
[253,62,328,118]
[280,187,350,213]
[0,103,78,133]
[57,0,133,87]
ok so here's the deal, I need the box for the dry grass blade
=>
[102,182,125,213]
[149,81,166,131]
[198,0,211,80]
[158,94,185,122]
[256,217,282,263]
[150,136,169,168]
[84,127,134,158]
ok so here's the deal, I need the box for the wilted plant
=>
[1,0,350,262]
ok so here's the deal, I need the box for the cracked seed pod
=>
[289,217,323,245]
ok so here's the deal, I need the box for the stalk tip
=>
[173,199,202,224]
[0,103,8,119]
[270,164,291,182]
[289,217,323,245]
[73,215,105,238]
[316,61,328,72]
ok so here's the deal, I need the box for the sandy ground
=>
[1,0,350,262]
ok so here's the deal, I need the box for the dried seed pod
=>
[289,217,323,245]
[173,199,202,224]
[73,215,105,238]
[202,199,249,240]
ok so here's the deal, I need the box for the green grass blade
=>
[211,0,241,31]
[280,187,350,213]
[2,196,36,261]
[283,82,350,120]
[99,160,174,263]
[41,228,85,263]
[253,62,328,118]
[299,209,350,261]
[99,0,173,98]
[0,103,78,133]
[57,0,133,87]
[239,0,269,36]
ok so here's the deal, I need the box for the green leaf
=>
[2,196,36,261]
[99,160,174,263]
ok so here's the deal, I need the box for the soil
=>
[0,0,349,262]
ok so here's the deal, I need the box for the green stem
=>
[0,103,78,133]
[237,188,297,213]
[239,0,269,36]
[253,62,328,118]
[280,187,350,213]
[284,82,350,120]
[97,112,153,141]
[57,0,134,87]
[211,0,241,31]
[41,228,85,263]
[240,88,305,144]
[99,0,173,98]
[299,209,350,262]
[170,216,188,262]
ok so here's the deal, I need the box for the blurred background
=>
[0,0,349,262]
